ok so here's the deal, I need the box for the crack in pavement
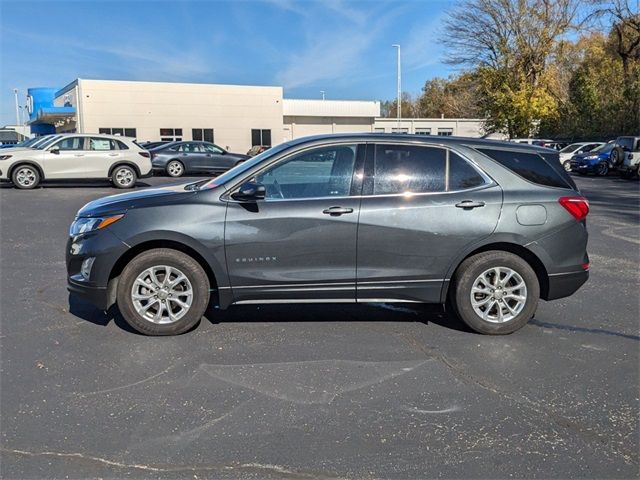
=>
[1,448,342,479]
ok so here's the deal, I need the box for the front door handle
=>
[73,154,85,157]
[322,206,354,216]
[108,153,119,156]
[455,200,485,209]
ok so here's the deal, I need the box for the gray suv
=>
[67,134,589,336]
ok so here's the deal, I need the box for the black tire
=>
[116,248,210,335]
[111,165,137,189]
[596,161,609,176]
[451,251,539,335]
[563,160,572,172]
[11,164,41,189]
[166,160,185,177]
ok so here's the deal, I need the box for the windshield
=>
[592,142,614,153]
[560,143,583,153]
[200,141,294,190]
[35,135,63,149]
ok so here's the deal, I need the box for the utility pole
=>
[320,90,325,101]
[392,45,401,130]
[13,88,20,127]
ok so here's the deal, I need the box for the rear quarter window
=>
[476,148,571,189]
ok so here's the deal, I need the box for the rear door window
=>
[89,137,116,151]
[373,144,446,194]
[477,148,571,189]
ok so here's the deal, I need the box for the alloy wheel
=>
[470,266,527,323]
[131,265,194,324]
[15,167,37,187]
[167,161,184,177]
[115,168,134,187]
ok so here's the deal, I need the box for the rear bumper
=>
[545,269,589,301]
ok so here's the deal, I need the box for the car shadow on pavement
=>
[68,293,473,334]
[68,294,141,335]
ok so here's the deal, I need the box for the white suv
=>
[0,134,152,189]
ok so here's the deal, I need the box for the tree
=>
[379,92,418,118]
[441,0,581,137]
[416,74,482,118]
[588,0,640,133]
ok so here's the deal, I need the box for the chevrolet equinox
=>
[67,134,589,335]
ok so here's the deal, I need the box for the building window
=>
[251,129,272,146]
[391,127,409,134]
[192,128,214,143]
[374,128,386,133]
[160,128,183,142]
[98,127,137,138]
[415,128,431,135]
[437,128,453,136]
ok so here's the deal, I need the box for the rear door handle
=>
[108,153,119,156]
[322,206,354,216]
[455,200,485,209]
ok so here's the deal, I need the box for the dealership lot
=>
[0,174,638,478]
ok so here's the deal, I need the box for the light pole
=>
[320,90,325,100]
[13,88,20,127]
[392,44,401,130]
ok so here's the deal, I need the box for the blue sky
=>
[0,0,458,126]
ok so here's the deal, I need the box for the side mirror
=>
[50,147,60,155]
[231,182,265,201]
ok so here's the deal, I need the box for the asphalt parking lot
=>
[0,174,638,479]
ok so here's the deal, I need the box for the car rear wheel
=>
[563,160,572,172]
[596,161,609,176]
[12,165,40,189]
[166,160,184,177]
[112,165,137,189]
[451,251,539,335]
[116,248,210,335]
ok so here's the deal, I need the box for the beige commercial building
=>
[28,79,487,152]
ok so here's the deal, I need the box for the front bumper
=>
[67,277,111,310]
[570,162,598,173]
[66,229,129,309]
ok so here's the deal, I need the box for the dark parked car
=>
[140,141,170,150]
[569,142,615,176]
[149,141,250,177]
[67,134,589,336]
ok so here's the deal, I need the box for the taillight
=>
[559,196,589,221]
[138,151,150,158]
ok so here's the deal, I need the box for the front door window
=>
[255,145,357,200]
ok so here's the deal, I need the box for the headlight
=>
[0,155,12,160]
[69,214,124,236]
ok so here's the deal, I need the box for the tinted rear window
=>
[476,148,571,189]
[373,145,446,194]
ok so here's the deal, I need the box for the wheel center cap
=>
[494,289,504,300]
[157,289,168,300]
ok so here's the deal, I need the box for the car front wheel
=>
[596,161,609,176]
[116,248,210,335]
[563,160,572,172]
[112,165,137,188]
[451,251,539,335]
[12,165,41,189]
